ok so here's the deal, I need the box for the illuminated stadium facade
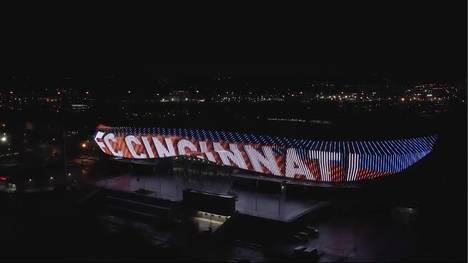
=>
[93,125,438,183]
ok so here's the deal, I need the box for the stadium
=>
[93,125,438,183]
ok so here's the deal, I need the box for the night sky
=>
[1,1,465,88]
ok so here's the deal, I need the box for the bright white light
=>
[0,136,6,142]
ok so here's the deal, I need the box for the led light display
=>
[94,125,437,183]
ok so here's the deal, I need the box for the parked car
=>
[245,242,262,250]
[306,225,320,238]
[293,234,307,242]
[293,245,306,255]
[295,246,321,260]
[304,247,319,256]
[297,231,309,239]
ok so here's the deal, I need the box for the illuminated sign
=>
[94,125,437,183]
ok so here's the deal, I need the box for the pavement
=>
[95,172,327,222]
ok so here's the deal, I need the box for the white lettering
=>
[94,131,107,153]
[310,150,340,181]
[125,135,146,159]
[177,139,198,155]
[103,133,123,157]
[152,137,176,157]
[244,145,281,175]
[213,142,247,169]
[199,141,216,162]
[285,148,313,180]
[141,136,155,158]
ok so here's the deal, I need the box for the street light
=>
[0,136,6,142]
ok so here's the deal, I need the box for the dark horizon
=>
[0,63,465,96]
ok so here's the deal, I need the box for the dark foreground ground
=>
[0,190,441,262]
[0,104,464,262]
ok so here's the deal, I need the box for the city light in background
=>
[0,2,464,261]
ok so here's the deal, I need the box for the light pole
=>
[255,179,258,215]
[159,173,162,196]
[279,182,286,220]
[63,130,68,178]
[209,214,213,232]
